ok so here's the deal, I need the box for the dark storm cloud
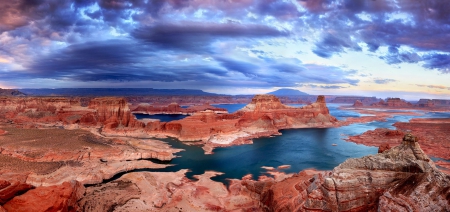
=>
[132,22,289,53]
[256,0,300,19]
[299,0,450,74]
[312,33,361,58]
[216,58,260,77]
[379,46,421,65]
[4,40,227,82]
[298,0,332,13]
[422,54,450,74]
[1,0,450,91]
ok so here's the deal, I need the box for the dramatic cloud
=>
[0,0,449,97]
[422,53,450,74]
[132,22,289,53]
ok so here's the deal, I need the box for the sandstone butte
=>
[0,94,338,153]
[2,133,447,211]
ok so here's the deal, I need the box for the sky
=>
[0,0,449,99]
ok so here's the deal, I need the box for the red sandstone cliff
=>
[129,94,338,153]
[371,98,412,107]
[0,95,337,153]
[240,133,450,211]
[71,133,450,211]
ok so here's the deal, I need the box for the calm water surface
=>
[131,103,449,183]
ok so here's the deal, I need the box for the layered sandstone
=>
[246,134,450,211]
[352,100,364,107]
[371,98,413,107]
[0,127,180,187]
[0,95,337,154]
[76,134,449,211]
[2,181,84,212]
[347,118,450,160]
[132,102,227,115]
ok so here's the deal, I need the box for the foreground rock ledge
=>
[75,133,450,211]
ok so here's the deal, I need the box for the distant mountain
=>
[19,88,219,96]
[0,88,27,96]
[267,89,309,96]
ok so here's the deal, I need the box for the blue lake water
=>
[130,104,450,183]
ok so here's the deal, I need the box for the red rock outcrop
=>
[347,118,450,160]
[0,180,33,204]
[370,98,413,107]
[378,143,391,153]
[149,95,337,153]
[417,98,450,106]
[245,133,450,211]
[394,118,450,160]
[353,100,364,107]
[346,128,404,147]
[0,129,5,135]
[78,134,450,211]
[0,95,337,154]
[2,181,84,212]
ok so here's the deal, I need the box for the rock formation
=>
[347,118,450,161]
[417,99,450,106]
[0,180,33,204]
[2,181,84,212]
[352,100,364,107]
[0,95,337,154]
[243,133,450,211]
[370,98,413,107]
[74,133,450,211]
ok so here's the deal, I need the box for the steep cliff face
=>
[159,95,337,148]
[249,133,450,212]
[353,100,364,107]
[240,94,292,111]
[87,97,132,127]
[0,97,135,128]
[0,97,82,124]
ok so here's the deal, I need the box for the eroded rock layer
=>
[77,133,449,211]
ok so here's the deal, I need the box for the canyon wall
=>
[0,95,337,153]
[243,133,450,211]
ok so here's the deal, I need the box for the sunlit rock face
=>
[246,133,450,212]
[74,133,449,211]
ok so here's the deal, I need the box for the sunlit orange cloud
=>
[0,57,10,63]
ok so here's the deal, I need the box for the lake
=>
[130,104,449,184]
